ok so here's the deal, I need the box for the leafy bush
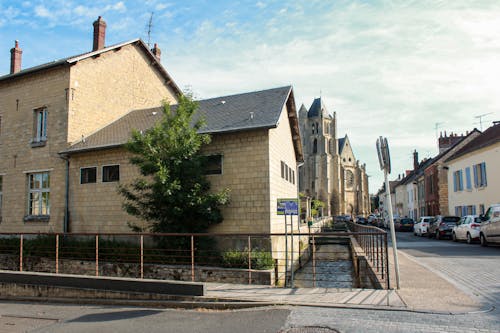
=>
[222,248,274,270]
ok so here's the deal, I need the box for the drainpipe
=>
[59,153,70,233]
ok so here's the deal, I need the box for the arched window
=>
[312,124,315,134]
[315,122,319,134]
[313,139,318,154]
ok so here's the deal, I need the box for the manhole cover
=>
[279,327,340,333]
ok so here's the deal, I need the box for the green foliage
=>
[311,199,325,217]
[222,248,274,270]
[119,95,230,235]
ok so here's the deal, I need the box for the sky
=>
[1,0,499,194]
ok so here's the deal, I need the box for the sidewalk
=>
[203,248,483,314]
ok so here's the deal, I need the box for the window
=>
[465,167,472,190]
[453,170,463,191]
[102,165,120,182]
[81,167,97,184]
[292,170,295,185]
[0,175,3,222]
[33,107,48,143]
[204,155,222,175]
[467,205,476,215]
[473,162,487,188]
[313,139,317,154]
[479,204,485,214]
[27,172,50,216]
[311,124,315,134]
[455,206,462,216]
[315,122,319,134]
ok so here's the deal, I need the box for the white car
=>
[480,204,500,246]
[414,216,434,236]
[452,215,482,244]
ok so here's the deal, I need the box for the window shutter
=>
[472,205,476,215]
[473,165,478,188]
[453,172,457,192]
[481,162,487,186]
[465,167,471,190]
[462,206,467,216]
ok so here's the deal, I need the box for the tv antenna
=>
[146,12,154,48]
[474,112,492,131]
[434,122,444,140]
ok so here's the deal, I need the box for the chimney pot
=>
[10,40,22,74]
[92,16,107,51]
[151,43,161,62]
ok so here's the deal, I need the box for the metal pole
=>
[285,214,288,287]
[248,236,251,284]
[140,235,144,279]
[191,235,195,282]
[312,235,316,287]
[95,235,99,277]
[290,214,294,288]
[56,234,59,274]
[385,170,400,289]
[19,235,23,272]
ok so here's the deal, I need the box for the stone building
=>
[298,98,370,217]
[0,17,302,240]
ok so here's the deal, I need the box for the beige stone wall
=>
[0,67,70,232]
[67,148,142,233]
[203,129,271,234]
[68,43,177,144]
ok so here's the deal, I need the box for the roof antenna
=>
[146,12,154,48]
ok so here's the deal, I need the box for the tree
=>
[119,95,230,234]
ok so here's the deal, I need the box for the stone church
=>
[298,98,370,217]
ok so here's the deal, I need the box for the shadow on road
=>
[67,310,162,323]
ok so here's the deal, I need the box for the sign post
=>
[376,136,400,289]
[278,198,299,288]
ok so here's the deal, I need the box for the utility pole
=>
[474,112,492,131]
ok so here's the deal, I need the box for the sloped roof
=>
[446,123,500,162]
[0,39,182,96]
[64,86,303,161]
[307,97,329,118]
[338,136,347,154]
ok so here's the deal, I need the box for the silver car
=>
[480,204,500,246]
[414,216,435,236]
[452,215,481,244]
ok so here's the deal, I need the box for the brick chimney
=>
[438,131,466,153]
[413,149,419,170]
[92,16,107,51]
[151,43,161,62]
[10,40,22,74]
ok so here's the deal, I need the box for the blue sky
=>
[1,0,499,193]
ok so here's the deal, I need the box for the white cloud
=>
[34,5,52,18]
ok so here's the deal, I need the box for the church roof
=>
[307,97,329,118]
[338,136,347,154]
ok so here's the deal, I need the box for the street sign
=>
[277,198,299,215]
[376,136,391,174]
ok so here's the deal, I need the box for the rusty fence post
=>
[248,236,252,285]
[56,234,59,274]
[312,235,316,288]
[140,235,144,279]
[384,232,390,289]
[191,235,195,282]
[95,235,99,277]
[19,234,23,272]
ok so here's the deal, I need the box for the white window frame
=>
[102,164,120,183]
[34,107,48,142]
[27,171,50,216]
[80,166,98,184]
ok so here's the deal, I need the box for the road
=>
[0,231,499,333]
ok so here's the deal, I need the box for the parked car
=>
[479,204,500,246]
[428,215,460,240]
[396,218,415,232]
[414,216,434,236]
[356,216,368,225]
[452,215,482,244]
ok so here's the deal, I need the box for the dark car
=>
[428,215,460,239]
[356,217,368,225]
[396,218,415,231]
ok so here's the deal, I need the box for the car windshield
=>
[443,217,460,222]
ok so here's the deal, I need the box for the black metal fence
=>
[0,228,389,289]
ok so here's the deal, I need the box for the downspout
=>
[59,153,70,233]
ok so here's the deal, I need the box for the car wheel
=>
[427,231,432,239]
[435,230,440,240]
[480,233,488,247]
[452,232,457,242]
[466,233,472,244]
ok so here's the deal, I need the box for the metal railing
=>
[0,230,389,289]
